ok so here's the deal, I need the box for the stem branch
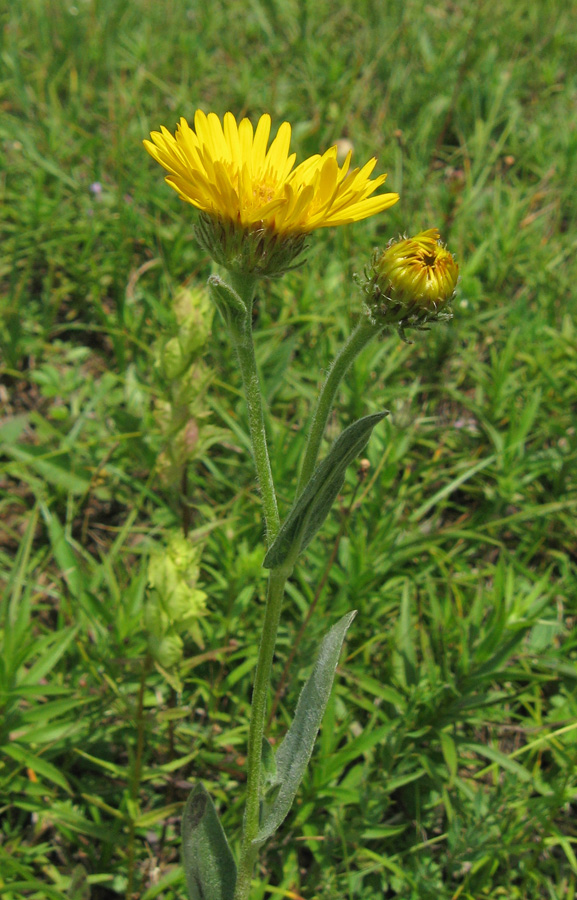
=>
[297,316,382,494]
[267,475,363,727]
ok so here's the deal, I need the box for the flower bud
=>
[361,229,458,340]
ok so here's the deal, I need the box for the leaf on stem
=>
[208,275,249,335]
[263,412,387,569]
[255,610,356,843]
[181,783,237,900]
[260,736,278,794]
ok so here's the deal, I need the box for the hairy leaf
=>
[263,413,386,569]
[181,783,236,900]
[255,611,356,843]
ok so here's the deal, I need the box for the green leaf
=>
[20,627,79,686]
[181,783,236,900]
[0,413,28,444]
[135,802,183,828]
[141,867,186,900]
[260,736,277,795]
[3,743,72,793]
[40,503,84,601]
[208,276,249,335]
[392,581,417,688]
[463,742,533,782]
[440,731,458,780]
[256,610,356,843]
[263,413,387,569]
[2,443,92,495]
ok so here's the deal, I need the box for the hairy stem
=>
[227,272,280,544]
[234,567,291,900]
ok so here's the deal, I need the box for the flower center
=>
[252,180,276,206]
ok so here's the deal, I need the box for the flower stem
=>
[234,566,290,900]
[297,316,383,494]
[227,272,280,544]
[222,273,287,895]
[267,474,364,728]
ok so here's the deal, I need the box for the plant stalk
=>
[234,566,291,900]
[227,272,280,544]
[297,316,383,494]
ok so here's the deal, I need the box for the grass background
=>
[1,0,577,898]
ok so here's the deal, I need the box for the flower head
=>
[360,229,458,340]
[144,110,399,274]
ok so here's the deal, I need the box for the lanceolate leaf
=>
[181,783,237,900]
[255,611,356,843]
[263,412,387,569]
[260,736,278,794]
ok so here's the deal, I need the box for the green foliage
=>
[207,277,250,339]
[145,532,207,672]
[257,611,356,843]
[264,413,387,568]
[181,784,236,900]
[1,0,577,897]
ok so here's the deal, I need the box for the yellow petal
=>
[264,120,292,175]
[145,111,398,239]
[238,118,255,170]
[252,114,272,171]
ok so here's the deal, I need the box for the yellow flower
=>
[144,110,398,234]
[144,111,398,275]
[361,229,458,339]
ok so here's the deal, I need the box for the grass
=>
[1,0,577,897]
